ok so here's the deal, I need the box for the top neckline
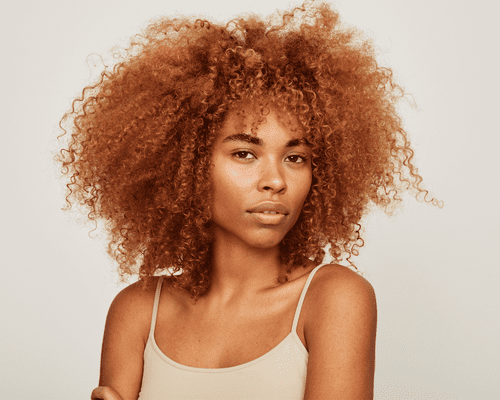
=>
[147,262,330,372]
[149,329,300,373]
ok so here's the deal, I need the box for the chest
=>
[152,283,310,369]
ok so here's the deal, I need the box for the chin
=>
[246,232,285,249]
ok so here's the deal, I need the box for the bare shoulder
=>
[303,264,377,399]
[107,276,177,335]
[99,276,168,400]
[304,264,377,337]
[307,264,376,309]
[109,279,156,323]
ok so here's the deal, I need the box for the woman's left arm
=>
[303,266,377,400]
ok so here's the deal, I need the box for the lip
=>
[246,202,289,214]
[249,212,287,225]
[246,202,289,226]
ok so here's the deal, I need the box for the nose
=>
[258,157,286,193]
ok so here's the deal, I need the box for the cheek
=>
[293,170,312,201]
[212,164,251,210]
[293,176,312,217]
[223,163,255,189]
[216,162,254,194]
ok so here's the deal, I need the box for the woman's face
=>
[209,106,312,249]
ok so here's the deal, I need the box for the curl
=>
[55,1,441,303]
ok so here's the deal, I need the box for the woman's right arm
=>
[91,386,124,400]
[92,281,154,400]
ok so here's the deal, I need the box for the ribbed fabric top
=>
[138,263,329,400]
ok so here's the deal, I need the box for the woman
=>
[56,1,438,399]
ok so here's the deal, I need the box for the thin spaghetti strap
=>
[291,263,329,333]
[149,276,164,339]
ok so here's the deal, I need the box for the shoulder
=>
[105,276,168,344]
[303,264,377,398]
[307,264,376,312]
[98,276,170,398]
[304,264,377,339]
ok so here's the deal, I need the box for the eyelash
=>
[233,151,308,163]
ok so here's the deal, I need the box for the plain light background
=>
[1,0,498,399]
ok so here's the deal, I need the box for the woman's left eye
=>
[286,155,307,163]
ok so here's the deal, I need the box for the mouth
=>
[246,202,289,224]
[247,211,287,225]
[246,203,289,215]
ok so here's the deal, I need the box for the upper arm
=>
[303,266,377,400]
[99,281,154,400]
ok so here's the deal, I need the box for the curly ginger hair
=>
[56,1,439,302]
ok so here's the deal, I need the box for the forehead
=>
[218,104,304,140]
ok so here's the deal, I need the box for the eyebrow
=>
[221,133,310,148]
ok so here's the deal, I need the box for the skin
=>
[93,103,377,399]
[204,104,313,309]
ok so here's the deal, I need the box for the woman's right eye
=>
[233,151,255,160]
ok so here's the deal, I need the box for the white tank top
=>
[138,263,329,400]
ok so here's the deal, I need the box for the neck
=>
[203,235,286,309]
